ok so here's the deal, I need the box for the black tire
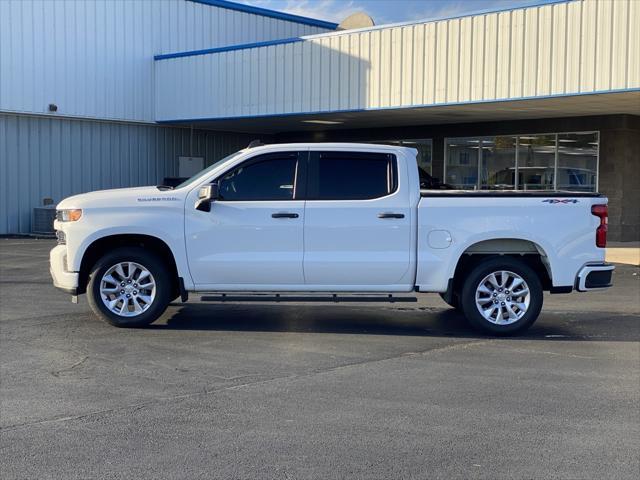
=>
[460,257,543,336]
[86,247,172,327]
[439,292,461,310]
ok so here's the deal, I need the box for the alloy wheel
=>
[99,262,156,317]
[474,270,531,325]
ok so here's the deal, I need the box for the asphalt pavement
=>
[1,239,639,479]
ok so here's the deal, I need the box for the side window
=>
[308,152,397,200]
[218,153,300,201]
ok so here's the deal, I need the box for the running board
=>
[199,293,417,303]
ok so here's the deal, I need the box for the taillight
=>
[591,204,608,248]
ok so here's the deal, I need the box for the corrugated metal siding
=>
[0,0,330,123]
[156,0,640,121]
[0,113,255,234]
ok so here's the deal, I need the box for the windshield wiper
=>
[156,184,174,191]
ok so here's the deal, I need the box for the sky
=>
[238,0,563,26]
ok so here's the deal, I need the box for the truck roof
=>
[244,142,417,153]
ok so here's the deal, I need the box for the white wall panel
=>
[156,0,640,122]
[0,0,331,122]
[0,113,256,234]
[551,3,567,94]
[581,0,598,91]
[629,0,640,92]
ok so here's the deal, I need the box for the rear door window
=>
[307,151,397,200]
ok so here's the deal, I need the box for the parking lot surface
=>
[1,239,639,479]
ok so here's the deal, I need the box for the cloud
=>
[235,0,361,24]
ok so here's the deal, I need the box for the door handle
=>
[378,212,405,219]
[272,212,299,219]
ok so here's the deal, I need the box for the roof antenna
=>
[247,139,264,149]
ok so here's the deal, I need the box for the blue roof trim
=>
[187,0,338,30]
[155,88,640,124]
[154,37,302,60]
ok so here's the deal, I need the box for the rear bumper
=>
[576,263,614,292]
[50,245,79,295]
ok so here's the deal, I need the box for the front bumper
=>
[576,263,614,292]
[50,245,79,295]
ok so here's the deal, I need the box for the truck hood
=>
[56,186,182,209]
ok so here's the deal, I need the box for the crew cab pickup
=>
[50,143,614,335]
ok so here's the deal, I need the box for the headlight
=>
[56,209,83,222]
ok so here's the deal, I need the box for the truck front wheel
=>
[86,247,172,327]
[460,257,543,335]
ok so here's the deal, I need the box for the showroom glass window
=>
[445,132,598,192]
[557,132,598,192]
[481,136,517,190]
[444,137,481,189]
[517,134,556,190]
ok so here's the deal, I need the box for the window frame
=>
[306,151,399,201]
[213,151,307,202]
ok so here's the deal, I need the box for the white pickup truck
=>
[50,143,614,335]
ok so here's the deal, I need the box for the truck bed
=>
[415,190,607,292]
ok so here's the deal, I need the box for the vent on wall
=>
[32,198,56,235]
[32,207,56,235]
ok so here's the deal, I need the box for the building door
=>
[185,151,306,288]
[303,150,412,288]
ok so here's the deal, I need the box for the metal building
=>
[0,0,334,233]
[2,0,639,240]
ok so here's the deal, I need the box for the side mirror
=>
[198,182,220,200]
[195,182,220,212]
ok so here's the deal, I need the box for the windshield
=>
[174,150,245,189]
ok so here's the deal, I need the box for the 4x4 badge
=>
[542,199,578,204]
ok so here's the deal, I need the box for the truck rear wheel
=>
[460,257,543,335]
[86,247,172,327]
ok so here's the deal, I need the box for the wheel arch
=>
[449,238,553,297]
[77,234,180,297]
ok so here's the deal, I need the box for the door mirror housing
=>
[198,182,219,200]
[195,182,220,212]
